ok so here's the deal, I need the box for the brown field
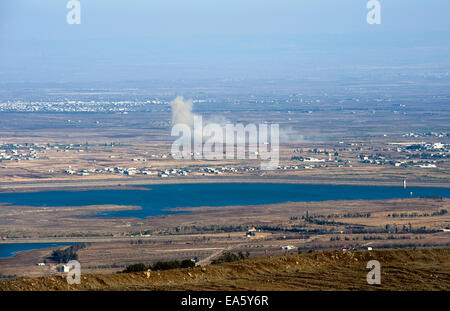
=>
[0,197,448,279]
[0,109,448,189]
[0,102,448,289]
[1,248,449,291]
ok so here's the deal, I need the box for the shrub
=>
[123,263,149,273]
[48,244,87,263]
[211,251,249,264]
[122,259,196,273]
[180,259,196,268]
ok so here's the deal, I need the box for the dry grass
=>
[1,248,449,291]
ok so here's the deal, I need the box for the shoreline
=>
[0,176,449,193]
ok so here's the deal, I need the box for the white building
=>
[58,265,71,272]
[281,245,295,250]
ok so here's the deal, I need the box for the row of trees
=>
[123,251,252,273]
[388,209,447,218]
[48,243,88,263]
[122,259,196,273]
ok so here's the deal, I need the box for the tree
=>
[123,263,148,273]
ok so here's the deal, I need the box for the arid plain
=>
[0,92,449,290]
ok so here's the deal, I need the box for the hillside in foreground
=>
[1,248,449,291]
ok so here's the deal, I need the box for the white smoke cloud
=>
[279,126,305,143]
[169,96,305,143]
[170,96,196,127]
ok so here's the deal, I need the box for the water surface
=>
[0,183,448,219]
[0,243,73,259]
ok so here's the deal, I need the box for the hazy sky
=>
[1,0,449,83]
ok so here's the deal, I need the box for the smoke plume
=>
[170,96,196,127]
[169,96,305,143]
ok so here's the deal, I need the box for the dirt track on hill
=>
[1,248,449,291]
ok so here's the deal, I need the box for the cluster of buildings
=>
[62,163,285,178]
[0,98,217,113]
[159,166,264,178]
[0,100,169,113]
[0,143,43,162]
[65,166,158,176]
[358,142,448,168]
[403,132,448,138]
